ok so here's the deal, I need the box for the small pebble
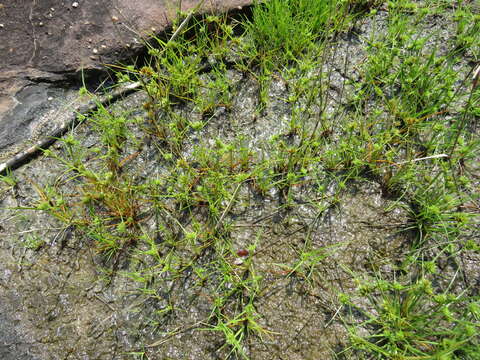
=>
[0,24,4,28]
[47,97,53,101]
[38,22,44,26]
[92,48,98,54]
[72,2,79,8]
[111,16,119,23]
[236,249,249,257]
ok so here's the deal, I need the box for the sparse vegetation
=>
[7,0,480,358]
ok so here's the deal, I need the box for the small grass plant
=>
[340,264,480,359]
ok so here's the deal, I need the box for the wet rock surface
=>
[0,64,413,358]
[0,308,35,360]
[0,64,460,358]
[0,3,479,359]
[0,0,252,163]
[0,146,412,359]
[0,84,68,153]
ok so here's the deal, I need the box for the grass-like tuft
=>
[15,1,480,358]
